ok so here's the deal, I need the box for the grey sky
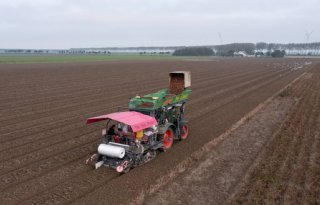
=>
[0,0,319,49]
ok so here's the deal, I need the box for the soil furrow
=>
[0,67,272,124]
[1,68,294,172]
[27,67,304,203]
[0,59,315,205]
[229,63,320,204]
[0,68,239,108]
[276,92,316,204]
[3,66,278,146]
[282,75,320,204]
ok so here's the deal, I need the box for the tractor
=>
[85,71,191,173]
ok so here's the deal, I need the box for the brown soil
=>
[0,58,317,205]
[145,88,295,205]
[145,63,320,205]
[229,64,320,204]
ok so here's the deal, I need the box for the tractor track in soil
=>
[0,58,315,205]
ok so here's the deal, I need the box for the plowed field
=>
[0,58,315,205]
[230,63,320,205]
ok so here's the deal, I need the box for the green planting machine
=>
[86,71,192,173]
[129,71,192,149]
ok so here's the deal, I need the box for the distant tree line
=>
[3,42,320,56]
[172,47,214,56]
[4,49,49,54]
[139,51,171,55]
[214,43,255,56]
[255,42,320,51]
[172,42,320,57]
[255,42,320,56]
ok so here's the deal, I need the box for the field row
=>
[0,59,313,205]
[230,65,320,204]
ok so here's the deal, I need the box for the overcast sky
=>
[0,0,319,49]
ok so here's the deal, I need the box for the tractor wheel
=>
[116,160,131,174]
[180,125,189,140]
[121,166,131,174]
[159,128,174,151]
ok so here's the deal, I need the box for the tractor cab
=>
[101,121,135,145]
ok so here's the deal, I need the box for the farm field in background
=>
[0,54,184,64]
[0,58,318,204]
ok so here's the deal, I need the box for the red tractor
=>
[86,71,191,173]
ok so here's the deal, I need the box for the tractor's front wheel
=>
[159,128,174,151]
[180,124,189,140]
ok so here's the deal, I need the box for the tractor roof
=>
[86,111,157,132]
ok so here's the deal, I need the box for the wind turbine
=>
[305,30,315,55]
[305,30,314,43]
[218,32,223,45]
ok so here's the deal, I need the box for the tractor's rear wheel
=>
[159,128,174,151]
[180,124,189,140]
